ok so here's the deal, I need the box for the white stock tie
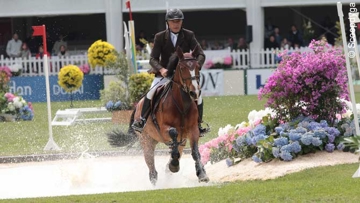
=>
[171,33,178,47]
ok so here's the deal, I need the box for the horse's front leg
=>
[190,134,209,183]
[140,133,158,185]
[167,127,182,173]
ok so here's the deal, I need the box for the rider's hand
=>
[159,68,168,77]
[183,52,193,58]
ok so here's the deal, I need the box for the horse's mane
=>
[166,52,179,77]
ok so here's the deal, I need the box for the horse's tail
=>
[107,108,138,147]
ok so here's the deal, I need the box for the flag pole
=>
[32,25,61,151]
[337,2,360,137]
[126,0,137,74]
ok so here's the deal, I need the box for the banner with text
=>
[9,75,103,102]
[246,69,275,95]
[200,69,224,96]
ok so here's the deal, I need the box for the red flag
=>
[32,26,44,37]
[126,0,130,9]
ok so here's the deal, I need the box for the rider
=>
[131,8,210,135]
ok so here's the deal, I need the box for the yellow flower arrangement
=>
[58,65,84,92]
[87,40,116,68]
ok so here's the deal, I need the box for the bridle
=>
[171,58,200,96]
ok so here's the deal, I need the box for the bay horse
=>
[107,45,209,185]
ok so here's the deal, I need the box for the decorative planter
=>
[111,110,133,124]
[0,113,17,122]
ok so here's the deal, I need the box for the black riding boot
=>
[198,102,210,136]
[132,97,151,133]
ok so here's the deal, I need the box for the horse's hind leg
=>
[140,134,158,185]
[190,138,209,183]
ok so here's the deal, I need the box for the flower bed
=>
[200,39,356,166]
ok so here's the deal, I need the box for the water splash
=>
[0,154,212,199]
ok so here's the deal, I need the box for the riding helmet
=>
[165,8,184,21]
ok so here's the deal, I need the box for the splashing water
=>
[0,154,212,199]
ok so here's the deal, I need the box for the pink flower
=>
[223,56,232,65]
[4,93,15,102]
[79,64,90,74]
[28,102,34,113]
[204,60,214,69]
[236,126,252,136]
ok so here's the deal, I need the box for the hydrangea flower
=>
[311,137,322,146]
[274,137,289,147]
[226,158,234,167]
[280,151,293,161]
[252,155,263,163]
[300,132,314,145]
[337,143,345,150]
[314,130,327,139]
[272,147,280,158]
[325,143,335,152]
[236,136,247,147]
[289,131,301,141]
[295,127,307,134]
[275,126,283,134]
[106,101,114,110]
[290,141,302,153]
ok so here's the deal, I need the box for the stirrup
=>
[132,118,146,133]
[199,121,210,137]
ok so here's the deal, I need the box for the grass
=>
[3,163,360,202]
[0,95,266,156]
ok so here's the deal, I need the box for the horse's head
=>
[172,45,201,101]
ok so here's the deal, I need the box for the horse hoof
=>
[198,174,209,183]
[150,177,157,186]
[149,171,158,186]
[169,163,180,173]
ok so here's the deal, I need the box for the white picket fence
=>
[0,47,313,77]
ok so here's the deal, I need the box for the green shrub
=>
[129,72,154,104]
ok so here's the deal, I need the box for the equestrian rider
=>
[132,8,210,135]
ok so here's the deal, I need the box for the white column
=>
[105,0,123,52]
[246,0,264,68]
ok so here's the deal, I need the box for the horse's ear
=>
[176,46,184,60]
[191,44,200,58]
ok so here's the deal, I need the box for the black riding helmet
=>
[165,8,184,21]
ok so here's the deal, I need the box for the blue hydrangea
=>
[295,127,307,134]
[297,121,310,129]
[20,106,34,121]
[280,131,289,137]
[226,158,234,167]
[300,132,314,145]
[272,147,280,158]
[325,143,335,152]
[252,155,263,163]
[327,134,335,143]
[337,143,345,150]
[251,134,267,145]
[320,120,328,128]
[280,144,292,153]
[308,121,321,131]
[289,131,301,141]
[279,123,290,131]
[280,151,293,161]
[245,134,253,145]
[274,137,289,147]
[114,101,122,109]
[236,136,247,147]
[106,101,114,110]
[252,124,266,136]
[325,127,340,137]
[232,143,240,152]
[314,130,327,139]
[290,141,302,153]
[275,126,283,134]
[311,137,322,146]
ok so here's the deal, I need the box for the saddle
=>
[149,82,172,132]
